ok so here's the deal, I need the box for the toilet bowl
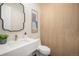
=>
[37,45,51,56]
[36,38,51,56]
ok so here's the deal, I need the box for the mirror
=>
[31,9,38,33]
[0,3,25,32]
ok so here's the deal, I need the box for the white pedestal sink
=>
[0,38,40,56]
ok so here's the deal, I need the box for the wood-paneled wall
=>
[39,4,79,56]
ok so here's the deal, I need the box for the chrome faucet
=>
[15,35,18,41]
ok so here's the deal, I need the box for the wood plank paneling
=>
[39,4,79,56]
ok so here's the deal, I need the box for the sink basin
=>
[8,38,33,46]
[0,37,40,56]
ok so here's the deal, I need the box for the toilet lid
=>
[38,45,50,51]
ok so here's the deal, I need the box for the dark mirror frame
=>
[0,3,25,32]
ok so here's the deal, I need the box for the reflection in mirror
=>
[31,9,38,33]
[0,3,25,32]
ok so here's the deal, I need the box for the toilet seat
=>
[38,45,51,55]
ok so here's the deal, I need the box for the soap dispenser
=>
[24,32,27,38]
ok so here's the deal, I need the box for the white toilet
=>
[36,38,51,56]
